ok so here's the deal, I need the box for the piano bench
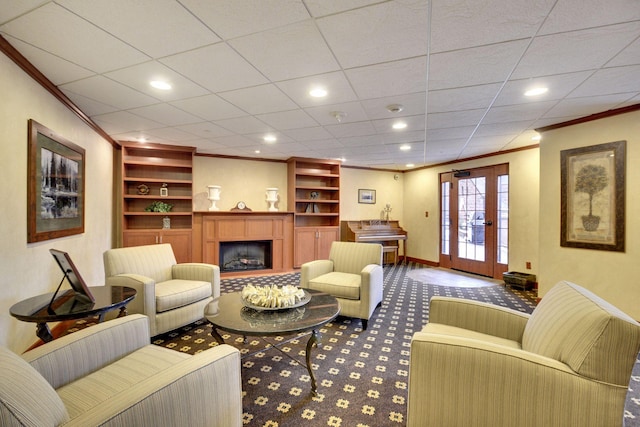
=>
[382,245,399,265]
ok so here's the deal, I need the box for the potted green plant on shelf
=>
[145,201,174,212]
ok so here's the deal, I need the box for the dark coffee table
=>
[204,288,340,395]
[10,286,136,343]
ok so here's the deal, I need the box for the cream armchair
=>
[0,314,242,427]
[104,244,219,336]
[407,280,640,427]
[301,241,383,330]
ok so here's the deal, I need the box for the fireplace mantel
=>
[193,212,294,276]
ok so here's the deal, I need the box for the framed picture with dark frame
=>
[27,119,85,243]
[560,140,625,252]
[358,189,376,204]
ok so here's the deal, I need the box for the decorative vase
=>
[207,185,221,211]
[582,214,600,232]
[162,216,171,229]
[266,187,279,212]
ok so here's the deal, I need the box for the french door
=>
[440,164,509,279]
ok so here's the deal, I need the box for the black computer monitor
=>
[49,249,95,302]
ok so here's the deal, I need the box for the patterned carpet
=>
[142,264,640,426]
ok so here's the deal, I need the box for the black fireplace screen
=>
[219,240,273,272]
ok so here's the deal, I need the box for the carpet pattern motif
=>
[68,264,640,426]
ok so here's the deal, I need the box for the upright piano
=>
[341,220,407,264]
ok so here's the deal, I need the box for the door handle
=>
[483,220,493,226]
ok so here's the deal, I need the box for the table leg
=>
[36,322,53,343]
[211,328,225,345]
[306,329,321,396]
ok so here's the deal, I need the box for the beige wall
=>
[340,168,404,224]
[403,148,540,275]
[0,53,114,352]
[538,111,640,319]
[192,156,288,212]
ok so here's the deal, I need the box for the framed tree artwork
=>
[27,119,85,243]
[560,140,625,251]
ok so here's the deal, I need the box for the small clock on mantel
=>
[231,201,252,212]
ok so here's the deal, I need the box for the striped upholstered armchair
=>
[0,315,241,426]
[104,244,219,337]
[407,280,640,426]
[301,241,383,330]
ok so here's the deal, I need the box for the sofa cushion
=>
[308,272,361,300]
[56,344,189,420]
[0,346,69,426]
[155,279,212,312]
[522,280,640,385]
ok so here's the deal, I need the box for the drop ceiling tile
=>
[0,3,149,73]
[360,92,426,120]
[180,0,310,40]
[380,130,426,145]
[482,100,557,124]
[57,0,220,58]
[214,116,274,134]
[429,40,529,90]
[219,84,298,115]
[229,20,340,81]
[569,64,640,97]
[93,111,164,134]
[430,0,554,52]
[276,71,358,107]
[428,83,502,113]
[175,122,234,139]
[255,110,319,130]
[325,121,376,139]
[60,75,157,110]
[0,1,48,24]
[542,93,638,119]
[316,0,428,68]
[170,95,246,121]
[346,56,427,99]
[339,134,384,147]
[304,102,369,125]
[494,71,593,106]
[144,127,201,142]
[474,121,535,137]
[2,35,94,85]
[60,90,119,116]
[427,109,486,129]
[372,115,425,134]
[427,126,475,141]
[128,104,202,127]
[304,0,381,17]
[607,37,640,67]
[243,132,294,145]
[212,134,258,148]
[539,0,640,35]
[512,22,640,79]
[105,61,210,102]
[283,127,334,142]
[160,43,268,93]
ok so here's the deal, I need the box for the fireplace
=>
[219,240,273,273]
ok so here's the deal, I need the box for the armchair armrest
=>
[65,344,242,427]
[428,296,530,342]
[105,274,156,320]
[360,264,383,302]
[300,260,334,287]
[173,263,221,298]
[23,315,150,389]
[408,332,623,427]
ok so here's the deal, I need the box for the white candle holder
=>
[266,187,279,212]
[207,185,221,211]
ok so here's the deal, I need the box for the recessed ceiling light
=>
[400,144,411,151]
[392,122,407,130]
[263,135,277,143]
[524,87,548,97]
[406,163,415,168]
[531,134,541,141]
[255,150,261,154]
[137,137,147,142]
[150,80,172,90]
[309,87,327,98]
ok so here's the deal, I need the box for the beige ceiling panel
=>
[170,95,247,122]
[60,75,157,110]
[346,56,427,99]
[219,84,298,115]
